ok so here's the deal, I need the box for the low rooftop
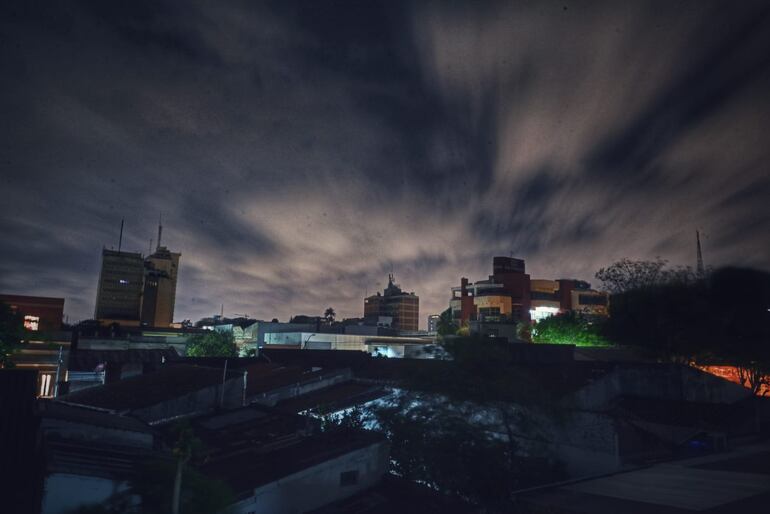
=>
[517,441,770,513]
[59,364,243,411]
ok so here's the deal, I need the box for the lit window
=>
[39,373,52,397]
[119,279,129,285]
[24,315,40,331]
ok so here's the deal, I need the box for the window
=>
[24,315,40,331]
[339,470,359,486]
[39,373,53,397]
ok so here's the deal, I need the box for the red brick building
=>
[0,294,64,332]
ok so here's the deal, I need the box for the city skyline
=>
[2,1,770,327]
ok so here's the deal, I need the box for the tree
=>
[186,331,237,357]
[0,302,26,368]
[365,338,564,510]
[595,258,670,294]
[435,308,458,337]
[531,312,610,347]
[323,307,336,324]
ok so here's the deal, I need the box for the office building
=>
[140,245,181,327]
[364,274,419,331]
[94,249,144,325]
[94,220,182,328]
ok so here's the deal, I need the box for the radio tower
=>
[696,230,705,277]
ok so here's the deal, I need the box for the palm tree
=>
[323,307,336,324]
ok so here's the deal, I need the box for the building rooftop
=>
[516,441,770,513]
[276,381,388,414]
[67,347,179,372]
[59,364,243,411]
[42,400,154,434]
[200,428,387,499]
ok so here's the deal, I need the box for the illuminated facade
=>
[364,274,419,331]
[449,258,610,327]
[94,249,145,325]
[450,256,531,324]
[529,278,608,320]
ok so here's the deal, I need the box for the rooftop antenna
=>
[220,303,224,318]
[118,218,124,253]
[148,238,153,255]
[696,230,705,276]
[156,212,163,251]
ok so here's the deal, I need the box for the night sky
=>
[2,1,769,327]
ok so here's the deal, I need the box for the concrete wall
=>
[40,418,153,449]
[41,474,133,514]
[571,364,753,410]
[231,441,389,514]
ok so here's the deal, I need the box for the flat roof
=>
[518,442,770,513]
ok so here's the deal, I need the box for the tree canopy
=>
[531,312,611,347]
[185,330,237,357]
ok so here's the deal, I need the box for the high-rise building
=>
[364,274,419,331]
[94,249,145,325]
[95,220,182,328]
[140,246,181,327]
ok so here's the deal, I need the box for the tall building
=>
[94,220,182,328]
[140,246,181,327]
[94,249,145,325]
[364,274,419,331]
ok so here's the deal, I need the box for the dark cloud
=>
[1,0,769,327]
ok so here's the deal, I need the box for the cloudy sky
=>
[1,0,769,327]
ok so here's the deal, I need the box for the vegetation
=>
[186,330,237,357]
[323,307,336,323]
[329,338,564,511]
[531,312,611,347]
[0,302,26,368]
[435,307,458,336]
[600,261,770,394]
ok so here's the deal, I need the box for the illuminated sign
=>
[24,315,40,331]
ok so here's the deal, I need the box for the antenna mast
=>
[696,230,704,276]
[156,213,163,251]
[118,219,124,253]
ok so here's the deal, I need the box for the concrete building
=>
[364,274,419,331]
[530,279,609,320]
[263,331,440,359]
[94,249,145,325]
[140,245,181,327]
[0,293,64,331]
[427,314,440,334]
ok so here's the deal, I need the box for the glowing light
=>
[529,306,559,321]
